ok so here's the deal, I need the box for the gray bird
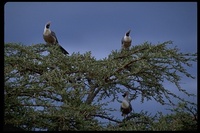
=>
[121,30,132,50]
[43,21,69,55]
[121,91,132,117]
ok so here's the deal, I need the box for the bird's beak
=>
[46,21,51,25]
[127,30,131,34]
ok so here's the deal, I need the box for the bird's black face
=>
[122,93,126,97]
[126,31,131,36]
[126,30,131,36]
[46,24,50,29]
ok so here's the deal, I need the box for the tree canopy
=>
[4,41,197,131]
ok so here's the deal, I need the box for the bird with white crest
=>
[121,30,132,50]
[120,91,132,117]
[43,21,69,55]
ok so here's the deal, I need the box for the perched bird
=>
[121,30,132,50]
[43,21,69,55]
[121,91,132,117]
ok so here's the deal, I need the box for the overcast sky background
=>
[4,2,197,123]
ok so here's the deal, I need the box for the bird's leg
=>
[122,115,127,121]
[124,115,128,120]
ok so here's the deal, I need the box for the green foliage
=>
[4,42,197,131]
[105,103,197,131]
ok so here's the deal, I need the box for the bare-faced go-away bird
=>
[121,30,132,50]
[121,91,132,117]
[43,21,69,55]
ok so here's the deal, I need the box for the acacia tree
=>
[4,41,197,131]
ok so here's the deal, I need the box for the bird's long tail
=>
[59,45,69,55]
